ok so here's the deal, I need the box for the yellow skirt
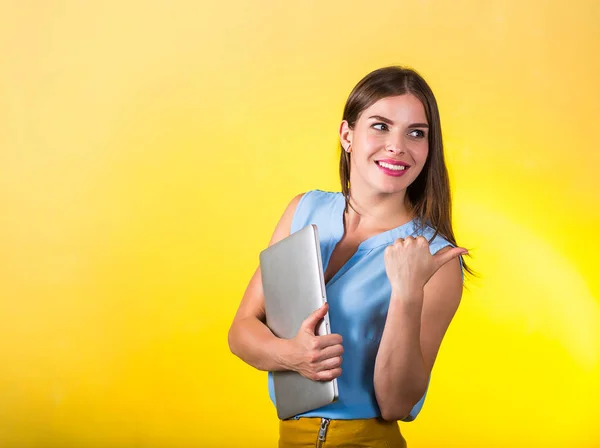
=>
[279,417,407,448]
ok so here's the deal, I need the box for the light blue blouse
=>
[268,190,457,421]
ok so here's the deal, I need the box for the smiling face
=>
[340,94,429,197]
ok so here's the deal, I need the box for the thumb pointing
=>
[434,246,468,270]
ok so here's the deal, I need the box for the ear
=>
[339,120,353,152]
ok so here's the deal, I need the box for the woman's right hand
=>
[284,303,344,382]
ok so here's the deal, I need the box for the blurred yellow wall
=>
[1,1,599,447]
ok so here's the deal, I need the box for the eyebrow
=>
[368,115,429,128]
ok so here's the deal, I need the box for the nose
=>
[385,143,403,155]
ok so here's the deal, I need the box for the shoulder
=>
[271,189,338,239]
[266,192,305,246]
[296,189,340,207]
[413,223,454,255]
[289,189,342,233]
[279,188,338,214]
[414,223,465,277]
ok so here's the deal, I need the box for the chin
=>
[373,182,409,195]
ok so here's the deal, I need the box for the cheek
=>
[363,133,384,148]
[414,145,429,166]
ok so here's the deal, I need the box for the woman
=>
[228,66,470,447]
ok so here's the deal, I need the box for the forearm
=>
[228,317,292,372]
[374,290,429,420]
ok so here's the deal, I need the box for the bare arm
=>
[228,194,344,380]
[374,240,465,420]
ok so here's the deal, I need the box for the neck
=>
[345,187,413,233]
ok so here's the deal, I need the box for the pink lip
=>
[377,159,410,167]
[375,159,410,177]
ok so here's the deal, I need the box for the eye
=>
[408,129,426,138]
[372,123,389,131]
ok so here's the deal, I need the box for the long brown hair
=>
[339,66,472,275]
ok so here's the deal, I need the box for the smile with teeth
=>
[377,161,407,171]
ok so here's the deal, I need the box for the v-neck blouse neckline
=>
[323,192,418,287]
[329,192,418,251]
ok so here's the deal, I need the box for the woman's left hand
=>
[384,236,467,299]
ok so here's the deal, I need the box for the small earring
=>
[345,144,352,153]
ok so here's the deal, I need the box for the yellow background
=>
[1,1,599,447]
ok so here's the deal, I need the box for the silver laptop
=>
[259,224,338,420]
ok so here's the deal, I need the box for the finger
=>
[433,246,468,270]
[384,245,393,258]
[316,356,342,371]
[314,343,344,362]
[317,333,343,348]
[415,235,428,245]
[300,302,329,334]
[316,367,342,381]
